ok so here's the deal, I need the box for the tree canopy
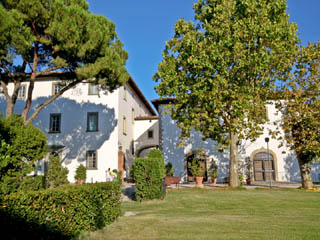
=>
[274,42,320,188]
[154,0,298,187]
[0,0,128,125]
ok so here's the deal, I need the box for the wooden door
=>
[253,152,275,181]
[254,160,264,181]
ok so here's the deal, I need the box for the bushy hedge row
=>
[132,150,165,201]
[0,182,121,239]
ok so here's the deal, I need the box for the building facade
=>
[152,98,320,183]
[0,75,158,183]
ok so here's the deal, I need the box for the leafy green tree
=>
[274,42,320,189]
[45,154,69,188]
[0,114,47,194]
[154,0,298,187]
[0,0,128,125]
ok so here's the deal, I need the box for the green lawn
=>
[80,188,320,240]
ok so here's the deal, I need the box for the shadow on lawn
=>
[0,211,71,240]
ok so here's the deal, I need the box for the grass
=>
[79,188,320,240]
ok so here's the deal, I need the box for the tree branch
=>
[25,79,80,125]
[36,66,64,77]
[0,62,12,77]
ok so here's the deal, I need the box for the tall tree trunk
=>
[229,132,239,187]
[297,154,313,189]
[1,80,20,117]
[5,99,14,117]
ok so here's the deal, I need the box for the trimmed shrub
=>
[146,149,163,158]
[18,175,46,191]
[75,164,87,182]
[45,154,69,188]
[0,182,121,239]
[133,156,165,201]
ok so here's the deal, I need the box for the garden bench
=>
[165,176,181,188]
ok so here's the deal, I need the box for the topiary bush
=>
[45,154,69,188]
[0,182,121,239]
[132,149,165,201]
[74,164,87,183]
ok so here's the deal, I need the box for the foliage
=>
[208,160,218,179]
[75,164,87,181]
[274,42,320,188]
[165,162,174,177]
[154,0,298,187]
[146,149,163,158]
[17,175,46,192]
[0,0,128,124]
[188,158,206,177]
[45,154,69,188]
[0,182,121,239]
[188,148,207,177]
[0,114,47,194]
[132,157,165,201]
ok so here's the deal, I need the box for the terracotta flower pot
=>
[246,178,251,185]
[195,176,203,185]
[211,178,217,184]
[77,179,84,184]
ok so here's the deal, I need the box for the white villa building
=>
[1,77,319,184]
[0,75,159,183]
[152,98,320,184]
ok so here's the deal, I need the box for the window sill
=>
[86,130,99,132]
[48,131,61,134]
[86,168,98,170]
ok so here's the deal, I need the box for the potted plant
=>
[75,164,86,184]
[164,162,181,187]
[208,159,218,184]
[165,162,174,177]
[244,158,251,185]
[188,158,204,185]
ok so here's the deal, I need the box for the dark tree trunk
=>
[229,132,239,187]
[297,154,313,189]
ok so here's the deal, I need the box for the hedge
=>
[0,182,121,239]
[132,156,165,201]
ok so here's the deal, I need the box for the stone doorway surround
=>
[250,147,279,182]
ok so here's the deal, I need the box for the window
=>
[123,116,127,135]
[87,112,98,132]
[86,150,97,169]
[18,85,27,99]
[88,83,99,95]
[148,130,154,139]
[131,140,134,155]
[49,114,61,133]
[123,86,127,101]
[132,108,135,124]
[52,83,61,95]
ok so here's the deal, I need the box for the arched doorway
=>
[253,151,275,181]
[185,151,208,182]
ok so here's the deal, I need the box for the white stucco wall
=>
[134,119,159,157]
[118,84,153,170]
[1,79,119,183]
[159,103,306,183]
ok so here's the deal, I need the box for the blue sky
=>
[88,0,320,106]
